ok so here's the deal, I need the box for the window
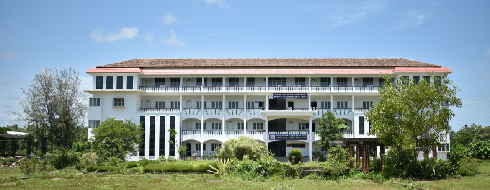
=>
[211,143,221,151]
[159,116,165,156]
[401,76,409,85]
[363,102,373,109]
[413,76,420,84]
[337,77,347,86]
[238,123,244,130]
[170,101,180,109]
[196,78,207,86]
[113,98,124,107]
[363,78,373,86]
[139,116,145,156]
[337,101,347,109]
[211,101,222,109]
[127,76,133,89]
[228,101,239,108]
[295,77,306,86]
[434,76,441,86]
[196,101,201,109]
[155,78,165,86]
[359,116,365,135]
[149,116,155,156]
[379,78,385,87]
[321,101,331,109]
[211,78,222,86]
[247,78,255,86]
[88,120,100,128]
[299,123,309,130]
[116,76,123,89]
[195,123,201,130]
[106,76,113,89]
[320,77,331,86]
[247,101,255,109]
[253,123,264,130]
[196,143,201,151]
[228,78,239,86]
[212,123,222,130]
[89,98,100,106]
[268,77,286,86]
[438,143,450,152]
[291,144,306,148]
[155,101,165,109]
[170,78,180,86]
[96,76,103,89]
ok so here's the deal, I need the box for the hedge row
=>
[143,161,217,173]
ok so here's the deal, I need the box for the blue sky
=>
[1,0,489,131]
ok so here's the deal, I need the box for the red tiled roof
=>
[97,58,441,68]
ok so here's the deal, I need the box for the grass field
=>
[1,160,490,190]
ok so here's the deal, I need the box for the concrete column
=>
[200,141,204,158]
[330,95,333,112]
[266,77,269,92]
[266,94,269,111]
[244,77,247,90]
[309,116,313,161]
[145,116,149,159]
[351,95,354,112]
[265,117,269,149]
[201,95,204,136]
[201,77,204,91]
[351,77,355,89]
[223,77,225,91]
[222,95,225,135]
[308,94,311,110]
[308,77,311,91]
[244,95,247,135]
[179,95,183,112]
[330,77,333,91]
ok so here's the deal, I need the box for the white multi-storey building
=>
[86,58,451,161]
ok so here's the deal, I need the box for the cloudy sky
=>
[1,0,489,131]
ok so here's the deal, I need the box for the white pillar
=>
[351,95,354,112]
[145,116,150,159]
[330,95,333,112]
[201,95,204,136]
[266,94,269,111]
[244,95,247,135]
[308,94,311,110]
[330,77,333,91]
[309,116,313,161]
[308,77,311,91]
[244,77,247,90]
[351,77,355,89]
[200,141,204,158]
[266,77,269,92]
[265,117,269,149]
[222,95,225,135]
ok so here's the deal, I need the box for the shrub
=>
[77,152,98,170]
[143,160,216,173]
[370,158,382,173]
[97,166,116,172]
[48,148,80,170]
[103,156,123,167]
[468,140,490,159]
[216,136,270,160]
[227,156,286,179]
[86,165,97,172]
[20,156,54,176]
[322,145,351,178]
[287,149,303,164]
[458,158,480,176]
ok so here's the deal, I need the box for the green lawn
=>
[1,160,490,190]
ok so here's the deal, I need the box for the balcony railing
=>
[354,108,370,113]
[139,108,180,112]
[269,130,309,135]
[183,108,201,115]
[333,108,352,116]
[138,84,380,93]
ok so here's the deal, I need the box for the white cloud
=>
[161,12,177,25]
[485,49,490,55]
[162,30,186,47]
[391,11,429,31]
[204,0,229,9]
[0,51,18,59]
[90,27,139,43]
[323,0,386,31]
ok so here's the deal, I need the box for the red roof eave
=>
[87,68,142,74]
[392,67,451,73]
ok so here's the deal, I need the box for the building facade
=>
[85,58,451,161]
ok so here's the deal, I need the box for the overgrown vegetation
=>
[215,136,270,160]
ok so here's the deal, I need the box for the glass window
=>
[295,77,305,86]
[247,78,255,86]
[127,76,133,89]
[363,78,373,86]
[423,76,430,82]
[196,143,201,151]
[238,123,244,130]
[116,76,123,89]
[155,101,165,108]
[211,101,222,109]
[401,76,409,85]
[170,78,180,86]
[299,123,309,130]
[88,120,100,128]
[155,78,165,86]
[159,116,165,156]
[113,98,124,107]
[212,123,222,130]
[268,77,286,86]
[413,76,420,84]
[379,78,385,87]
[106,76,113,89]
[320,77,331,87]
[196,78,207,86]
[96,76,103,89]
[337,78,347,86]
[228,78,239,86]
[246,101,255,109]
[434,76,441,86]
[337,101,347,109]
[149,116,155,156]
[212,78,223,86]
[363,102,373,109]
[359,116,364,134]
[170,101,180,109]
[195,123,201,130]
[211,143,221,151]
[321,101,331,109]
[253,123,264,130]
[228,101,239,108]
[89,98,100,106]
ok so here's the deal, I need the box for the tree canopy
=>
[91,118,143,161]
[317,111,349,151]
[365,74,461,159]
[16,67,87,154]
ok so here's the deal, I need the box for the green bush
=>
[370,157,382,173]
[287,149,303,164]
[322,145,351,178]
[216,136,270,161]
[20,156,55,176]
[227,156,286,179]
[143,160,216,173]
[468,140,490,159]
[458,158,480,176]
[96,166,116,172]
[86,165,97,172]
[48,148,80,170]
[77,152,98,170]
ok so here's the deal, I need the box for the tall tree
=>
[318,111,349,151]
[365,74,462,160]
[91,118,143,161]
[15,67,87,154]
